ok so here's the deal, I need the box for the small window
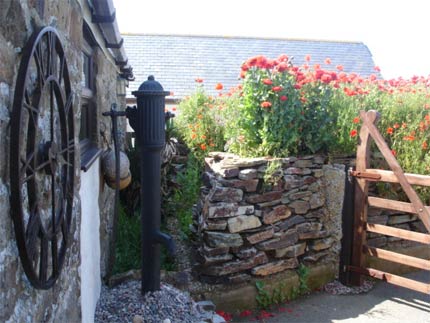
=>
[80,26,102,171]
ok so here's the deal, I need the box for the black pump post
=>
[128,75,175,294]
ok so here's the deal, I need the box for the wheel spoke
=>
[39,237,48,283]
[51,172,56,232]
[20,152,36,178]
[25,205,40,261]
[61,220,68,245]
[52,235,58,275]
[50,82,54,143]
[33,42,46,88]
[58,56,65,85]
[64,93,73,117]
[47,31,56,77]
[23,101,39,130]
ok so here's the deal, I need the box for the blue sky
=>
[115,0,430,79]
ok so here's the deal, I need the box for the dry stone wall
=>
[195,152,345,284]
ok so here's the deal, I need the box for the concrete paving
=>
[233,270,429,323]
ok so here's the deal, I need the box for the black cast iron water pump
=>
[104,75,175,294]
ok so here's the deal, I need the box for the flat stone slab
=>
[256,231,299,251]
[227,215,262,233]
[207,203,254,218]
[251,258,299,276]
[208,187,243,203]
[246,191,283,204]
[246,228,275,244]
[262,205,292,224]
[205,231,243,248]
[275,242,307,258]
[201,252,268,276]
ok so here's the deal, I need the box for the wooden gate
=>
[346,110,430,294]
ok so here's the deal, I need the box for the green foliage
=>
[263,160,283,185]
[297,263,310,295]
[167,153,202,238]
[255,281,273,310]
[175,56,430,185]
[174,84,226,163]
[271,282,289,305]
[112,206,141,274]
[255,264,310,310]
[112,205,177,274]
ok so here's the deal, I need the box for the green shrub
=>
[175,56,430,182]
[166,153,202,238]
[174,83,226,163]
[113,206,141,274]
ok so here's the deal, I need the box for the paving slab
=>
[233,270,429,323]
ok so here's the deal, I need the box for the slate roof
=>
[123,34,377,101]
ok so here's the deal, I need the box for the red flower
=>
[386,127,394,135]
[216,311,232,321]
[272,86,283,92]
[200,143,207,150]
[350,129,358,137]
[239,310,252,317]
[374,66,381,72]
[353,117,360,124]
[277,62,289,72]
[393,123,400,129]
[215,83,223,90]
[262,78,273,85]
[403,135,415,141]
[260,101,272,108]
[423,141,428,150]
[305,54,311,62]
[336,65,344,71]
[324,57,332,64]
[391,149,396,156]
[277,54,289,62]
[280,95,288,101]
[195,77,203,83]
[257,310,275,319]
[320,73,332,84]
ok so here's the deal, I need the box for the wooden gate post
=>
[350,110,380,285]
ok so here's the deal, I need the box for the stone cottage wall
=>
[195,152,345,283]
[0,1,120,321]
[0,1,83,322]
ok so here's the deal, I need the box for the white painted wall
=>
[79,160,101,323]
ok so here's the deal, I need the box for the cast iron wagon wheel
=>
[9,26,75,289]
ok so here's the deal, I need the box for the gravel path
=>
[95,281,204,323]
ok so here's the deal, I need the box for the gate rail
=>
[346,110,430,295]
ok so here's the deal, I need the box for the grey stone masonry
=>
[196,153,345,282]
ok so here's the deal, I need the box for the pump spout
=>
[153,230,176,257]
